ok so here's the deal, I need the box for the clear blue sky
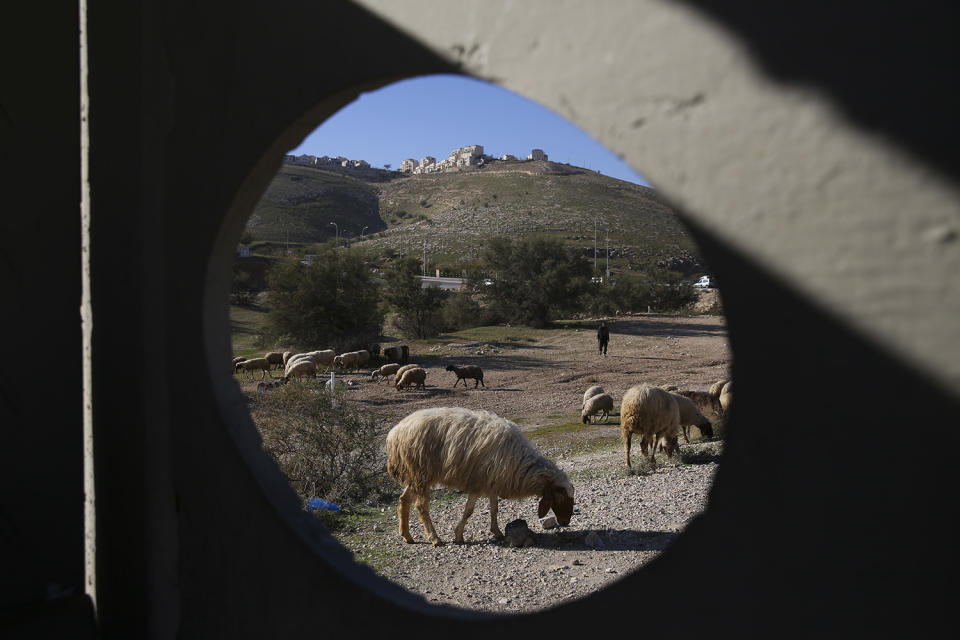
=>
[289,74,650,186]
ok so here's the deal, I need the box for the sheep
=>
[286,349,336,374]
[582,385,605,408]
[392,363,421,383]
[283,359,317,381]
[669,392,714,443]
[719,381,733,412]
[675,389,724,420]
[371,362,401,383]
[333,349,371,372]
[581,393,614,424]
[445,364,485,388]
[619,383,682,469]
[384,345,409,363]
[282,351,295,366]
[386,406,575,546]
[395,367,427,391]
[264,351,285,370]
[235,357,271,380]
[710,379,729,399]
[232,356,247,372]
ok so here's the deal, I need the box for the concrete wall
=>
[2,0,957,637]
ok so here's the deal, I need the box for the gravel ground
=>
[241,309,730,614]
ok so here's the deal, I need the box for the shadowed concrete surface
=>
[1,0,957,637]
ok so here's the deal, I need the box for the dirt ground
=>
[236,309,732,614]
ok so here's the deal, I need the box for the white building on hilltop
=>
[527,148,548,161]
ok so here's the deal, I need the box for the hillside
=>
[244,159,704,276]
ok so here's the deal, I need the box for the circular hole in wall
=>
[226,74,732,614]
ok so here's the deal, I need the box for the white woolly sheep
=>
[710,379,729,399]
[445,364,485,388]
[392,363,421,382]
[235,357,272,380]
[264,351,284,370]
[719,381,733,412]
[285,349,335,375]
[581,393,614,424]
[371,362,401,383]
[395,367,427,391]
[582,385,605,408]
[283,359,317,381]
[282,351,295,366]
[386,406,575,545]
[669,392,714,443]
[619,383,682,469]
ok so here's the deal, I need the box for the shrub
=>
[254,381,393,508]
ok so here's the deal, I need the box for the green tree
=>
[263,249,383,350]
[382,257,449,338]
[481,237,591,327]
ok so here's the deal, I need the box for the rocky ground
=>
[240,309,730,614]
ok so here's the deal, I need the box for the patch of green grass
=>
[230,304,271,356]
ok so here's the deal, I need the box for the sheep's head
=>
[445,365,456,372]
[538,484,574,526]
[698,418,714,439]
[661,434,681,458]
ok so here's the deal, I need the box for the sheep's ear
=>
[537,492,552,518]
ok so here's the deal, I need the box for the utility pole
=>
[329,221,338,248]
[422,237,427,276]
[594,218,598,274]
[606,228,610,280]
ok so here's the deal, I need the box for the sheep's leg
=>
[415,493,442,546]
[453,493,479,544]
[682,426,690,444]
[488,496,504,540]
[623,429,633,467]
[397,486,415,543]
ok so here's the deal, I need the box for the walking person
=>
[597,320,610,357]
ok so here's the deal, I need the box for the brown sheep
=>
[670,392,714,443]
[264,351,284,370]
[235,357,271,380]
[395,367,427,391]
[445,364,485,388]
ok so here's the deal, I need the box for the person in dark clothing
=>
[597,320,610,356]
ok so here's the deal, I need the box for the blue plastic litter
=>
[307,498,340,513]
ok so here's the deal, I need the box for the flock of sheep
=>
[234,345,731,547]
[234,347,488,394]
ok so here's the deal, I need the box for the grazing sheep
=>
[386,406,575,545]
[619,383,682,469]
[581,393,614,424]
[371,363,401,383]
[283,359,317,381]
[282,351,295,366]
[710,379,729,399]
[384,345,409,363]
[235,357,272,380]
[675,389,724,421]
[264,351,285,370]
[582,385,605,408]
[392,363,421,383]
[286,349,336,374]
[669,392,714,443]
[232,356,247,372]
[445,364,485,388]
[395,367,427,391]
[719,381,733,412]
[333,349,371,372]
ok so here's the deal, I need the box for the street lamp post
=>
[329,221,338,248]
[361,225,368,240]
